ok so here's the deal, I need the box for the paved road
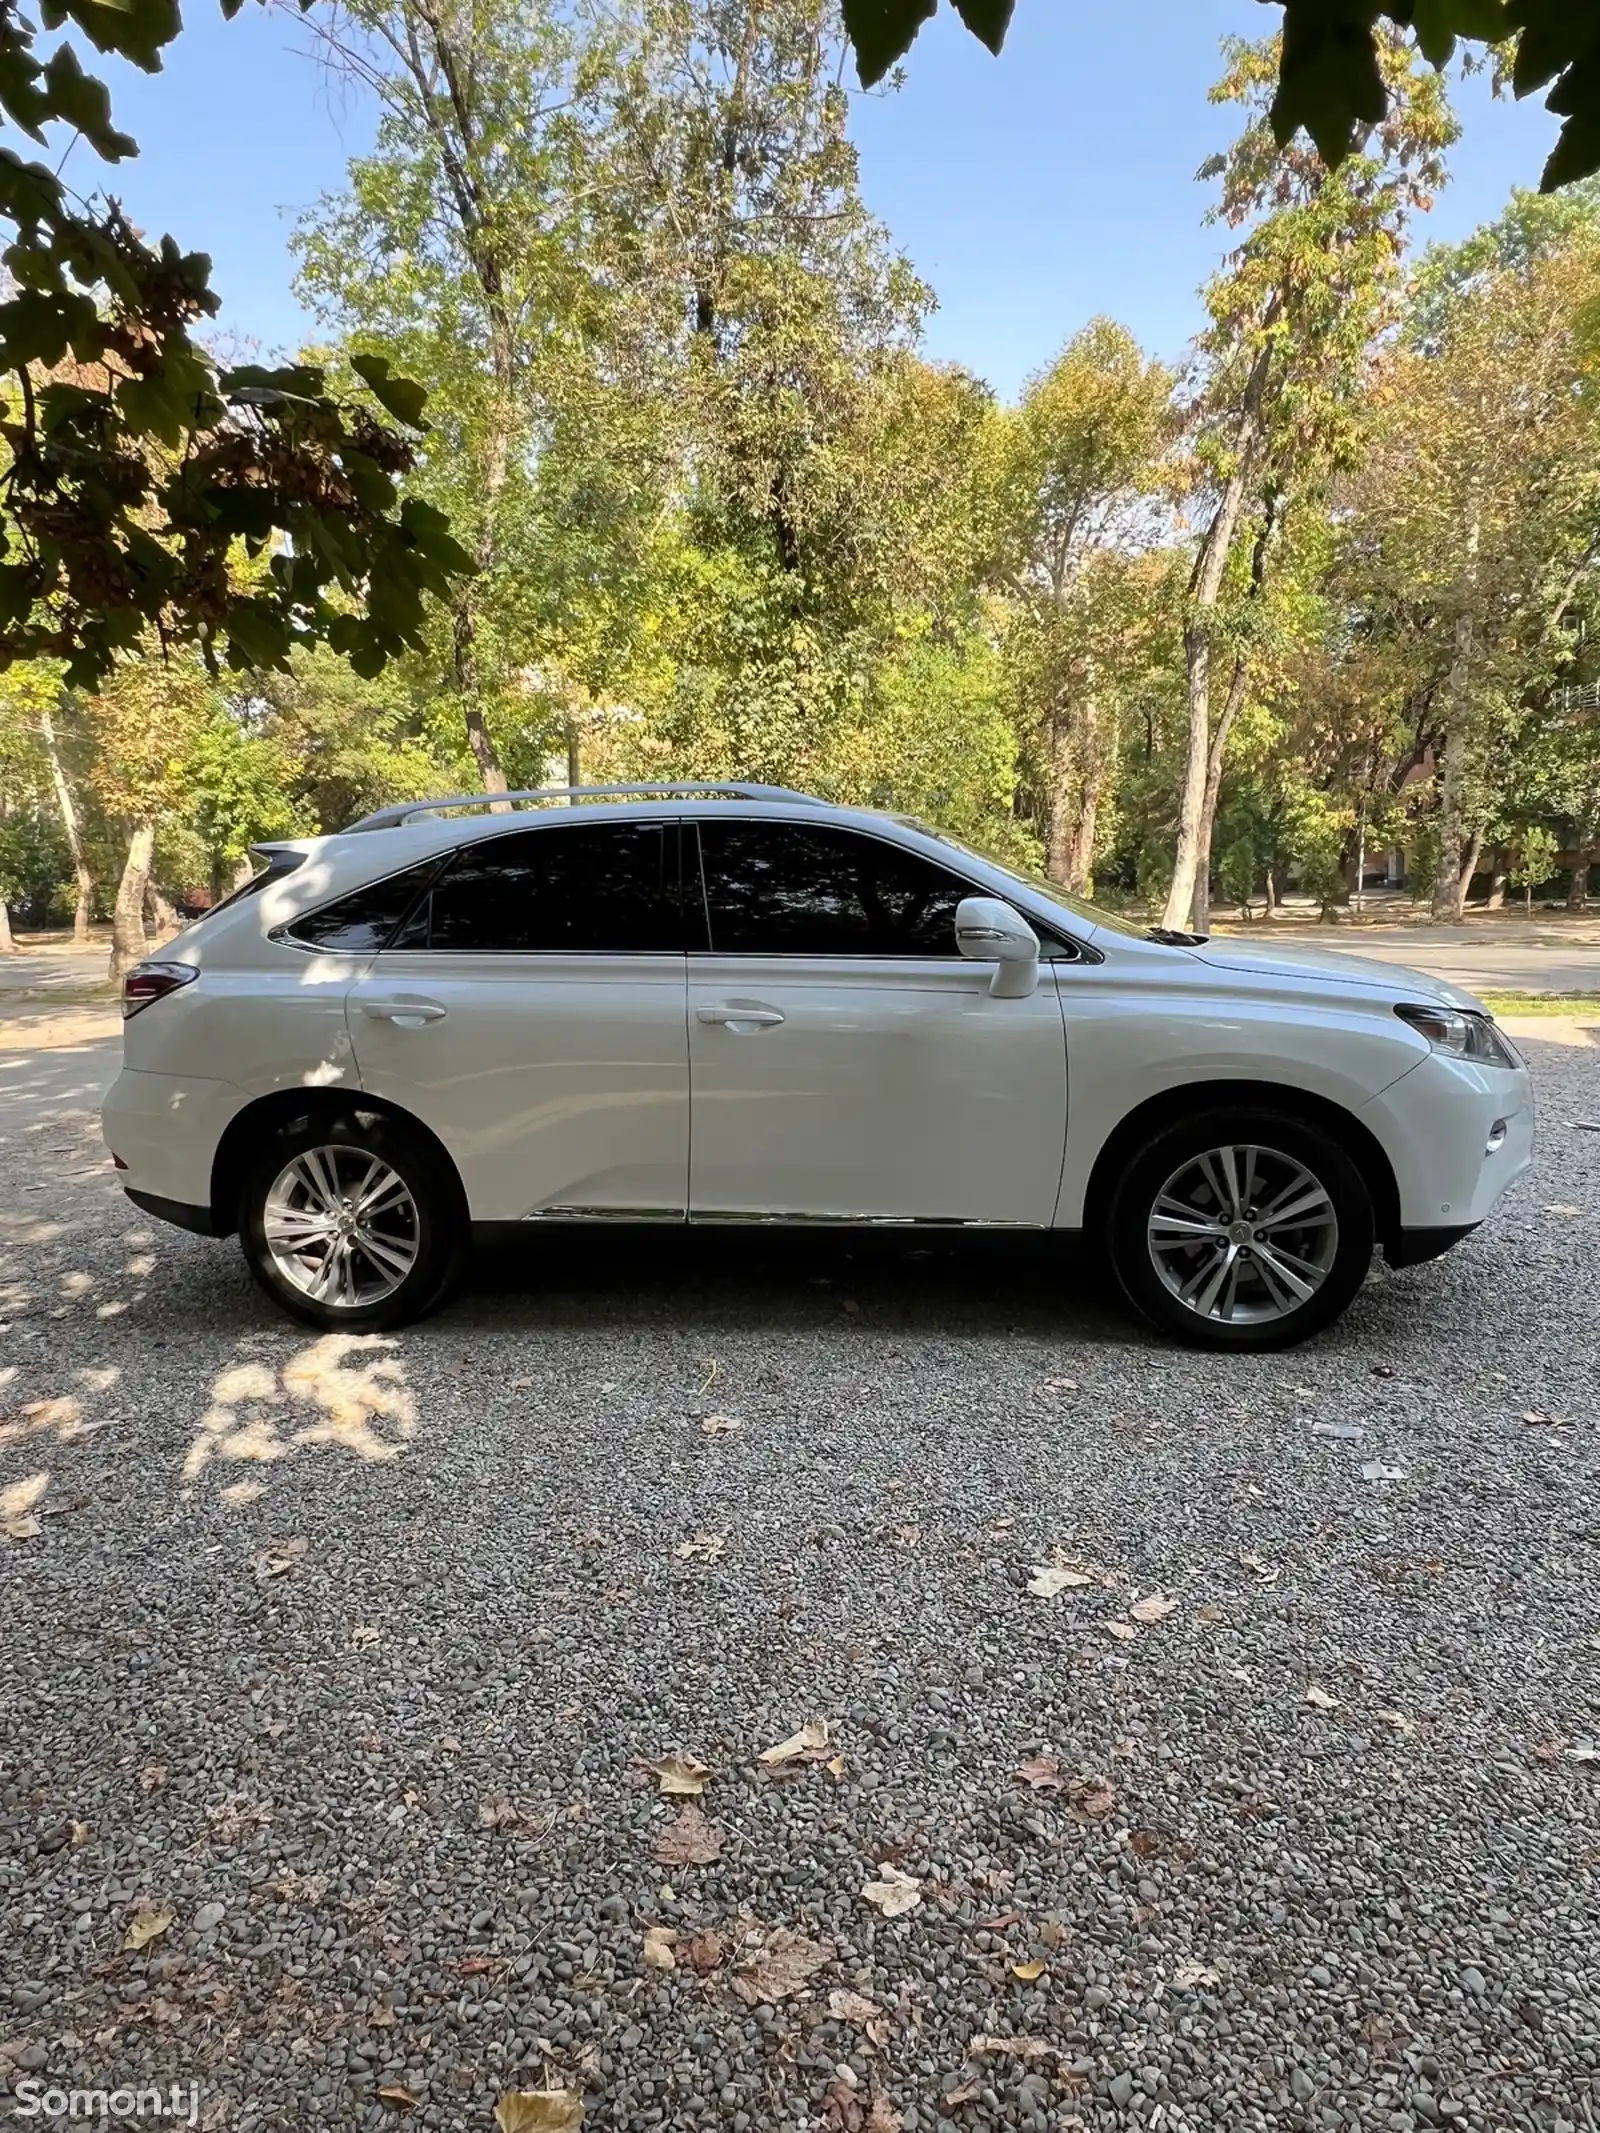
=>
[1281,919,1600,994]
[2,1019,1598,2132]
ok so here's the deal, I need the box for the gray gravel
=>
[2,1033,1598,2133]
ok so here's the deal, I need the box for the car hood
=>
[1186,937,1485,1011]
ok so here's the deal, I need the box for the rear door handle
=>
[362,998,447,1028]
[696,1003,785,1030]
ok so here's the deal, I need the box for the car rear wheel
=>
[239,1108,465,1332]
[1108,1109,1375,1350]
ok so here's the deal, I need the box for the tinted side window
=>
[284,858,442,954]
[415,822,679,953]
[698,821,970,957]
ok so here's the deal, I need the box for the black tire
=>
[238,1106,467,1333]
[1107,1107,1375,1351]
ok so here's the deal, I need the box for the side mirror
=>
[955,896,1040,998]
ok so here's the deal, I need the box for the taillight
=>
[122,962,199,1019]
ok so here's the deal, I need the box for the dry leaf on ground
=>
[1545,1203,1582,1217]
[252,1537,307,1580]
[1173,1959,1221,1988]
[375,2086,417,2110]
[642,1924,678,1970]
[122,1910,172,1953]
[701,1414,742,1435]
[1026,1563,1092,1598]
[828,1988,883,2024]
[1128,1593,1178,1624]
[1011,1959,1046,1981]
[2,1513,42,1542]
[1237,1548,1279,1583]
[495,2093,583,2133]
[730,1924,835,2004]
[653,1803,724,1867]
[861,1864,922,1917]
[1067,1776,1116,1820]
[674,1531,727,1563]
[1105,1621,1138,1643]
[1014,1754,1064,1793]
[138,1763,168,1793]
[968,2034,1051,2061]
[758,1717,830,1767]
[681,1930,726,1974]
[1378,1710,1416,1735]
[865,2097,902,2133]
[648,1754,713,1797]
[1194,1603,1227,1625]
[349,1623,381,1648]
[1304,1685,1340,1712]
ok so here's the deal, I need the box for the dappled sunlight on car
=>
[181,1333,418,1494]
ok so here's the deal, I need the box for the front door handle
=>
[696,1003,786,1030]
[362,998,448,1028]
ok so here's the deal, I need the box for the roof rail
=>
[342,782,824,833]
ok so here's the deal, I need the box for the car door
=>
[344,817,689,1221]
[687,816,1069,1225]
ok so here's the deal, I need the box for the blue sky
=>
[89,0,1560,403]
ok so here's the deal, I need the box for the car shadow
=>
[453,1223,1147,1344]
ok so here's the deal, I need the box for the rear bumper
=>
[102,1067,250,1218]
[125,1189,222,1238]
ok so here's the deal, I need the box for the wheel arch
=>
[1081,1080,1402,1248]
[209,1087,466,1236]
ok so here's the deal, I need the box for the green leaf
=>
[38,0,181,74]
[349,350,430,429]
[951,0,1014,57]
[42,45,137,160]
[0,287,85,367]
[841,0,936,88]
[1508,0,1586,100]
[1271,3,1388,168]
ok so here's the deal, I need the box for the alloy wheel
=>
[1146,1142,1339,1325]
[262,1144,420,1310]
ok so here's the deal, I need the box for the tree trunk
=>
[41,704,93,946]
[1191,658,1248,937]
[234,852,257,892]
[1457,828,1483,910]
[1570,855,1591,910]
[566,719,582,791]
[0,895,15,953]
[1163,337,1277,934]
[1044,702,1076,888]
[1485,859,1507,910]
[109,822,155,983]
[147,881,180,935]
[1431,509,1480,923]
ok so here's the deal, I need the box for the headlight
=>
[1394,1002,1522,1067]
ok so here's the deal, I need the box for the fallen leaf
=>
[1067,1775,1116,1820]
[701,1414,742,1435]
[122,1911,172,1952]
[1173,1958,1220,1988]
[865,2096,903,2132]
[138,1763,168,1793]
[826,1753,847,1779]
[1105,1621,1137,1643]
[1377,1710,1416,1736]
[674,1531,727,1563]
[946,2081,983,2106]
[1128,1593,1178,1625]
[1027,1563,1093,1598]
[653,1803,723,1867]
[862,1863,922,1916]
[2,1514,42,1542]
[252,1537,307,1580]
[968,2033,1051,2060]
[1194,1604,1226,1625]
[648,1754,713,1797]
[642,1924,678,1970]
[681,1930,726,1975]
[68,1820,91,1848]
[1545,1203,1582,1217]
[1129,1828,1162,1857]
[1304,1685,1340,1712]
[828,1988,883,2024]
[1011,1959,1046,1981]
[1014,1754,1064,1793]
[758,1717,830,1767]
[1360,1461,1407,1484]
[349,1623,381,1649]
[890,1523,921,1548]
[1311,1420,1365,1441]
[375,2086,417,2111]
[494,2093,583,2133]
[1238,1549,1279,1584]
[730,1924,835,2004]
[478,1794,537,1833]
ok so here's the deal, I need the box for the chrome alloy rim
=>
[263,1146,420,1308]
[1146,1144,1338,1324]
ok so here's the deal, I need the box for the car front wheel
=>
[1108,1109,1375,1350]
[239,1108,465,1333]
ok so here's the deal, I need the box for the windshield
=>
[927,831,1149,939]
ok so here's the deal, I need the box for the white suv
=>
[102,784,1533,1349]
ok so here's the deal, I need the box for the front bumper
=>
[1361,1049,1535,1239]
[102,1067,251,1220]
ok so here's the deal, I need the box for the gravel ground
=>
[2,1033,1598,2133]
